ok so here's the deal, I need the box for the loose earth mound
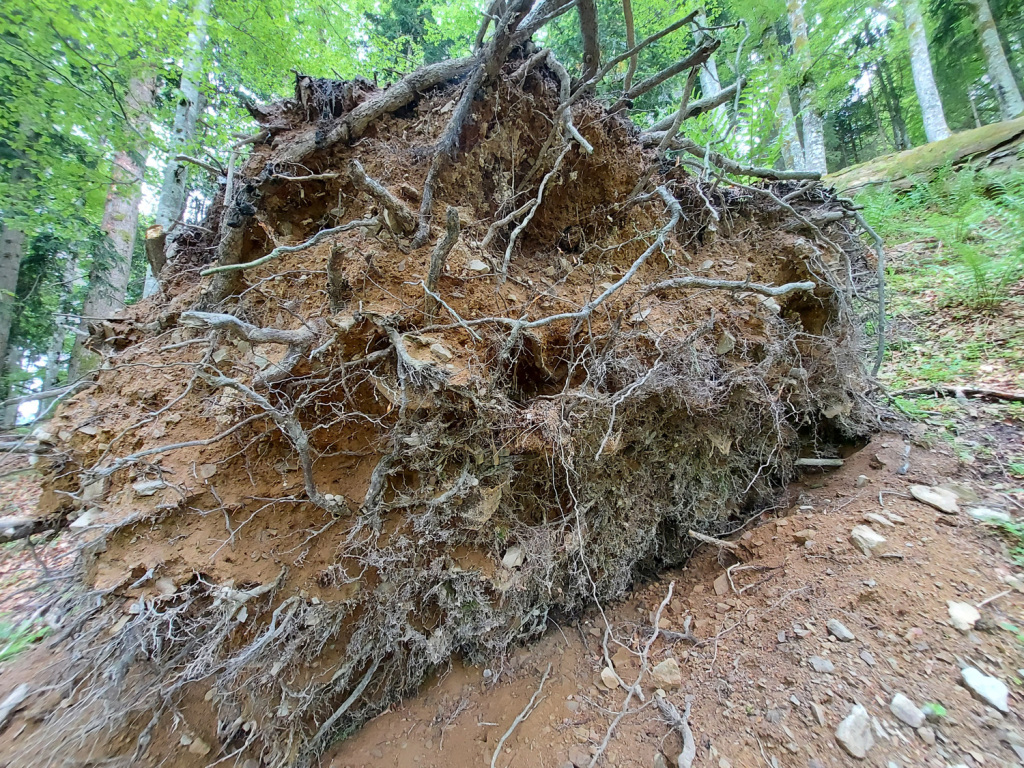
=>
[25,44,877,768]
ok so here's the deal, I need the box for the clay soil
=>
[318,434,1024,768]
[2,431,1023,767]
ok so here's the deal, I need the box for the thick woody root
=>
[21,48,880,768]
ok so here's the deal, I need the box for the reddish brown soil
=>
[317,434,1024,768]
[1,62,877,767]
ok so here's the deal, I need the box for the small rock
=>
[811,701,827,726]
[600,667,619,690]
[154,577,177,596]
[962,667,1010,713]
[850,525,887,556]
[947,601,980,632]
[759,296,781,314]
[501,546,525,569]
[132,478,167,497]
[968,506,1011,524]
[827,619,855,642]
[568,745,591,768]
[467,259,490,273]
[859,650,876,667]
[80,476,108,502]
[713,573,730,596]
[715,332,736,355]
[792,529,816,544]
[808,656,835,674]
[630,308,652,324]
[835,704,875,758]
[68,508,98,529]
[429,342,453,362]
[855,474,869,488]
[917,725,936,745]
[188,737,211,756]
[909,485,959,514]
[937,481,979,502]
[651,658,682,689]
[0,684,30,731]
[863,512,895,529]
[890,693,925,728]
[653,753,670,768]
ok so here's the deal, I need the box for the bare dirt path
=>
[325,435,1024,768]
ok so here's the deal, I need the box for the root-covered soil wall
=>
[24,39,878,768]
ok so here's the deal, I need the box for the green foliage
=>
[860,166,1024,308]
[0,615,49,664]
[996,519,1024,566]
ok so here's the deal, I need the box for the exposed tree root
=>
[18,19,883,768]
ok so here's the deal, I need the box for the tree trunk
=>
[70,77,156,380]
[40,253,77,412]
[693,11,727,134]
[876,58,911,150]
[904,0,951,142]
[970,0,1024,119]
[145,0,211,297]
[2,348,22,429]
[0,224,25,376]
[779,89,805,171]
[787,0,827,173]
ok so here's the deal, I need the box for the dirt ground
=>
[317,433,1024,768]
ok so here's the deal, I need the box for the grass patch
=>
[0,616,49,664]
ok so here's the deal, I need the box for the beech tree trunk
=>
[693,11,727,133]
[0,224,25,378]
[40,253,77,411]
[70,77,156,379]
[905,0,951,142]
[779,89,805,171]
[145,0,211,297]
[970,0,1024,119]
[2,348,22,429]
[787,0,827,173]
[0,225,25,385]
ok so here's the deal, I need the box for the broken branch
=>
[646,276,815,297]
[200,219,376,276]
[349,159,416,236]
[179,311,318,347]
[424,206,461,320]
[489,663,552,768]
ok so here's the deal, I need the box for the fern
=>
[860,165,1024,308]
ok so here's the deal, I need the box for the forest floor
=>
[0,233,1022,768]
